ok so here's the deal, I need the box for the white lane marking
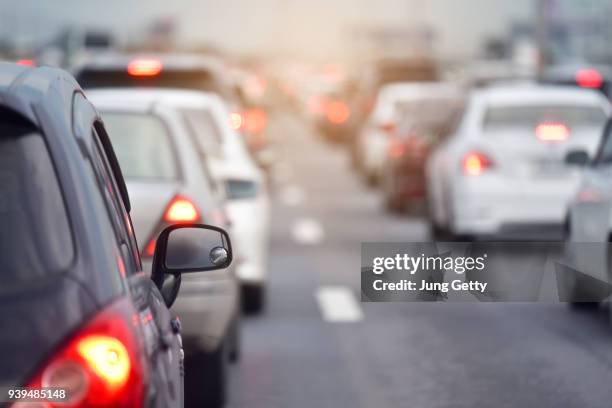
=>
[291,217,324,245]
[279,185,305,207]
[316,286,364,323]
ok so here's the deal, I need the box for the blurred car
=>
[539,63,612,98]
[356,82,448,185]
[88,88,241,408]
[427,84,610,240]
[177,92,271,313]
[348,58,440,163]
[0,63,232,407]
[563,118,612,307]
[74,52,273,163]
[380,84,463,213]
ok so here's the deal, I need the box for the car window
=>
[183,108,223,156]
[102,112,180,181]
[595,122,612,165]
[226,179,258,200]
[89,127,141,272]
[483,105,607,133]
[0,110,73,290]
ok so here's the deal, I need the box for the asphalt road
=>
[228,113,612,408]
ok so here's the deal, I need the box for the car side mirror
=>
[151,224,232,307]
[565,150,590,167]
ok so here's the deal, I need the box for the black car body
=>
[0,63,231,407]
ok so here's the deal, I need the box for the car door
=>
[87,118,184,407]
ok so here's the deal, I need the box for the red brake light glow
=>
[535,123,569,142]
[16,59,35,67]
[163,195,200,223]
[242,108,268,135]
[463,151,493,176]
[19,298,145,407]
[127,59,163,77]
[325,101,350,125]
[575,68,603,89]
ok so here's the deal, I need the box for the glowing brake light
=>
[19,298,144,407]
[127,59,163,77]
[142,195,201,258]
[77,336,130,391]
[164,195,200,223]
[325,100,350,125]
[229,112,243,131]
[463,151,493,176]
[242,108,268,135]
[16,59,35,67]
[535,123,569,142]
[575,68,603,89]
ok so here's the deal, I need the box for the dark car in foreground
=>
[0,63,232,407]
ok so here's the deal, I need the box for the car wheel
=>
[184,341,228,408]
[242,283,266,314]
[228,317,241,363]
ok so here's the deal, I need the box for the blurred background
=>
[4,0,612,407]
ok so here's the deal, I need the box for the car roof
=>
[0,62,80,126]
[378,82,462,101]
[87,87,225,111]
[473,83,610,107]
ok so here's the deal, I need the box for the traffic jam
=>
[3,1,612,408]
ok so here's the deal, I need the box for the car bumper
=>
[451,176,577,237]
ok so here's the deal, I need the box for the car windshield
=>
[483,105,607,133]
[101,112,179,181]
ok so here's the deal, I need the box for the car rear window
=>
[101,112,179,181]
[0,110,73,289]
[396,98,463,130]
[77,69,224,94]
[483,105,607,132]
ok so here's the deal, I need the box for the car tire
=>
[228,318,241,363]
[184,341,228,408]
[242,284,266,314]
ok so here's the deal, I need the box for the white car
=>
[180,92,271,312]
[563,118,612,307]
[88,89,242,407]
[427,84,610,240]
[356,82,461,185]
[90,89,271,312]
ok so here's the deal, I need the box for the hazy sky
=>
[0,0,534,58]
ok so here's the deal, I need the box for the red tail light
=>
[164,195,200,223]
[127,59,163,77]
[575,68,603,89]
[17,298,145,407]
[535,122,569,142]
[242,108,268,135]
[143,195,201,258]
[16,59,35,67]
[325,100,350,125]
[463,151,493,176]
[379,122,396,135]
[388,138,406,159]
